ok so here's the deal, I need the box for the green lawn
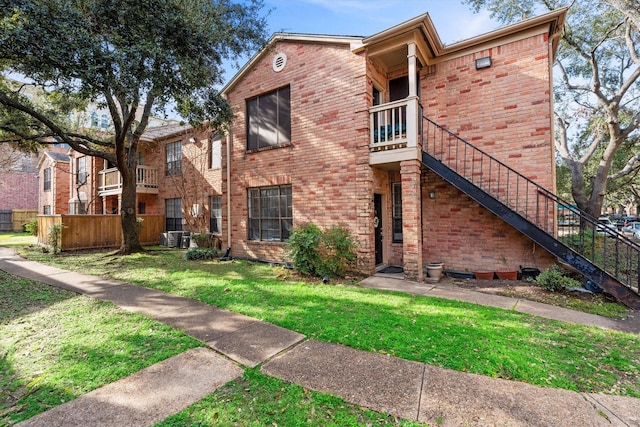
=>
[0,232,36,247]
[1,271,422,427]
[18,247,640,398]
[0,271,202,425]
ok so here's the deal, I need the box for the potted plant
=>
[425,262,444,280]
[496,270,518,280]
[473,271,495,280]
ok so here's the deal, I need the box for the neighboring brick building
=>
[37,150,71,215]
[0,146,38,211]
[220,9,567,279]
[49,123,223,239]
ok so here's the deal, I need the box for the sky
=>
[221,0,501,81]
[260,0,498,43]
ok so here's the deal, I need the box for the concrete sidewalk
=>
[1,247,639,426]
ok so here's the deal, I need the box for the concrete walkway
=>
[1,248,639,426]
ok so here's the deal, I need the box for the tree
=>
[464,0,640,218]
[0,0,268,253]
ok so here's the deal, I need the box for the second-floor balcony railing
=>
[98,165,159,196]
[370,99,409,151]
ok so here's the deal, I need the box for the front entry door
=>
[374,194,383,265]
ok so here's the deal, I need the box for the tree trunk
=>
[118,164,143,254]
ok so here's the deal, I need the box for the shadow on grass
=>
[0,273,201,425]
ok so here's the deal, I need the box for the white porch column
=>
[406,42,418,149]
[408,42,417,97]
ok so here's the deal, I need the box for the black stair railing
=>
[421,116,640,300]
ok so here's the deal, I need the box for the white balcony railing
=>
[369,97,419,152]
[98,166,159,196]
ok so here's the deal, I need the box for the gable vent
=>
[272,52,287,72]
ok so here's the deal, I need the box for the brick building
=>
[37,150,70,215]
[0,146,38,211]
[220,9,568,279]
[34,9,567,278]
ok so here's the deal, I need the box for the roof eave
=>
[438,7,568,58]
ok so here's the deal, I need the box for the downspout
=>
[225,132,232,252]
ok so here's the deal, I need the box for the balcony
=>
[369,97,421,167]
[98,166,159,196]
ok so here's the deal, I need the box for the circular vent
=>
[272,52,287,72]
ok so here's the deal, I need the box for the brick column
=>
[400,159,423,281]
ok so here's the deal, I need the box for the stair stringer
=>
[421,151,640,310]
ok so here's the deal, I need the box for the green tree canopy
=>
[0,0,268,253]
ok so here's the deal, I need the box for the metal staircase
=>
[421,116,640,310]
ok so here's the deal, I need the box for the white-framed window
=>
[100,114,108,130]
[90,112,99,128]
[76,156,87,185]
[43,205,51,215]
[392,182,402,243]
[248,185,292,242]
[43,167,52,191]
[69,200,86,215]
[209,136,221,169]
[209,195,222,234]
[165,198,182,231]
[166,141,182,176]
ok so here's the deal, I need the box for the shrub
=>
[24,218,38,236]
[287,223,322,276]
[47,224,66,255]
[535,265,581,292]
[287,222,357,278]
[183,247,222,261]
[319,225,357,277]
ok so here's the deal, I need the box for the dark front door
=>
[374,194,383,265]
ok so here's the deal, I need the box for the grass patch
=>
[0,232,36,247]
[158,369,422,427]
[0,270,202,425]
[17,248,640,398]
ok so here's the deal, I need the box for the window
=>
[246,86,291,151]
[248,185,292,242]
[165,198,182,231]
[138,201,146,215]
[209,136,221,169]
[210,195,222,234]
[43,167,51,191]
[392,183,402,243]
[76,157,87,185]
[69,201,86,215]
[43,205,51,215]
[100,114,108,130]
[90,112,99,128]
[166,141,182,176]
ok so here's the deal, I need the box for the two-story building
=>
[220,9,567,280]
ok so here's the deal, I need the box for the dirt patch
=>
[444,276,614,305]
[441,276,640,333]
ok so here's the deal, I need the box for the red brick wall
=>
[421,171,555,272]
[38,159,70,214]
[152,128,222,232]
[224,40,371,263]
[0,171,38,210]
[423,33,554,190]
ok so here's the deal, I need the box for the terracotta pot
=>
[474,271,495,280]
[496,270,518,280]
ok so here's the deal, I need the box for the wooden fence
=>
[37,214,164,251]
[13,209,38,232]
[0,209,37,232]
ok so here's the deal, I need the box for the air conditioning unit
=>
[191,203,203,217]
